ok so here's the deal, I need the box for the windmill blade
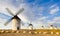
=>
[16,8,24,15]
[6,8,14,16]
[4,18,13,26]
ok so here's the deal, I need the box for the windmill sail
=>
[16,8,24,15]
[4,18,13,26]
[6,8,14,16]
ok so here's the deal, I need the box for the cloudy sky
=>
[0,0,60,29]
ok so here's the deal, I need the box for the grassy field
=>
[0,33,60,36]
[0,29,60,36]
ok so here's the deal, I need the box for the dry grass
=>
[0,29,60,36]
[0,33,60,36]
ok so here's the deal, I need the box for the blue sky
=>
[0,0,60,29]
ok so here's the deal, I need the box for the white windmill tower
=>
[41,25,44,29]
[4,8,24,30]
[28,23,33,30]
[50,25,54,29]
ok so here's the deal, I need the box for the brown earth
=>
[0,33,60,36]
[0,29,60,36]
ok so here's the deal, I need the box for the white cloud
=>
[1,0,60,29]
[0,1,47,29]
[31,16,48,29]
[0,1,15,16]
[16,3,45,29]
[0,18,12,29]
[53,17,60,21]
[50,5,59,14]
[53,17,60,24]
[50,4,57,8]
[47,17,60,25]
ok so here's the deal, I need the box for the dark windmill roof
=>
[50,25,53,27]
[29,23,33,26]
[12,15,21,20]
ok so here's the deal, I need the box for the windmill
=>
[4,8,24,30]
[50,25,54,29]
[41,25,44,29]
[27,22,33,30]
